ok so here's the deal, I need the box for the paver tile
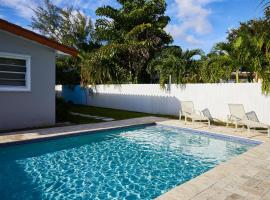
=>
[225,193,245,200]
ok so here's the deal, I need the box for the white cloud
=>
[0,0,115,21]
[166,0,221,45]
[0,0,41,19]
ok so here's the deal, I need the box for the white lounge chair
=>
[227,104,270,137]
[202,108,224,123]
[180,101,210,127]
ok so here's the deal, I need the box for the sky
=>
[0,0,263,52]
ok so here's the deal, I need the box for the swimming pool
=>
[0,124,260,200]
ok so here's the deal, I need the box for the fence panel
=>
[57,83,270,124]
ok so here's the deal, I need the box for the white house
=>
[0,19,78,131]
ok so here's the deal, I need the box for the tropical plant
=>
[147,46,203,87]
[200,6,270,94]
[80,46,130,86]
[228,10,270,94]
[200,45,233,83]
[81,0,173,85]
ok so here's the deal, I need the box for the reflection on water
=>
[0,125,255,200]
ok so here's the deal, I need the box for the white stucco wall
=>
[0,30,56,131]
[84,83,270,124]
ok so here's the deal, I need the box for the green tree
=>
[228,9,270,93]
[201,39,249,84]
[31,0,99,85]
[200,44,234,83]
[147,46,203,87]
[81,0,173,85]
[201,6,270,94]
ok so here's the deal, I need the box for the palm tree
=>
[147,46,203,87]
[226,20,270,93]
[202,36,256,83]
[200,43,234,83]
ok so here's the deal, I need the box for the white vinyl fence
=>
[58,83,270,124]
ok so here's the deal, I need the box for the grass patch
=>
[67,114,103,124]
[69,105,154,121]
[56,98,177,125]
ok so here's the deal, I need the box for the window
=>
[0,52,31,91]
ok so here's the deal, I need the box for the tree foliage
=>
[199,7,270,94]
[31,0,270,94]
[228,12,270,93]
[200,45,233,83]
[81,0,173,85]
[31,0,98,85]
[147,46,203,86]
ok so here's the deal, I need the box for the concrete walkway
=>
[0,116,166,145]
[0,117,270,200]
[70,112,115,121]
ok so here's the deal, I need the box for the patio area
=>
[157,120,270,200]
[0,117,270,200]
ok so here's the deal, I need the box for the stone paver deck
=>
[156,120,270,200]
[0,116,166,145]
[0,117,270,200]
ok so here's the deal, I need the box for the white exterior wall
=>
[85,83,270,124]
[0,30,56,131]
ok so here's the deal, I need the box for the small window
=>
[0,53,31,91]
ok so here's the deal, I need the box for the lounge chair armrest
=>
[227,114,241,121]
[183,111,192,116]
[195,109,203,115]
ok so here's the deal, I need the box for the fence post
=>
[167,75,172,92]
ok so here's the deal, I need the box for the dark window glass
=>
[0,57,27,87]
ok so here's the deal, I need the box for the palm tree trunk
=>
[255,72,259,83]
[236,70,239,83]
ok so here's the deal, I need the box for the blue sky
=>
[0,0,263,52]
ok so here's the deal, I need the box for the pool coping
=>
[0,123,156,147]
[156,124,263,146]
[0,117,166,147]
[1,121,262,147]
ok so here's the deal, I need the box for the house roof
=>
[0,19,78,57]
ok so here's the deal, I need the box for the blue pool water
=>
[0,125,258,200]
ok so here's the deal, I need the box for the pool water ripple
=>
[0,125,255,200]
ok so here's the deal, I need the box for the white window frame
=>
[0,52,31,92]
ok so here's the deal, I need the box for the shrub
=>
[56,97,71,122]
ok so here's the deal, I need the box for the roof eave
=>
[0,19,78,57]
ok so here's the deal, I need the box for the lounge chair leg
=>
[184,116,187,124]
[247,126,250,136]
[208,120,210,128]
[268,128,270,137]
[235,123,238,129]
